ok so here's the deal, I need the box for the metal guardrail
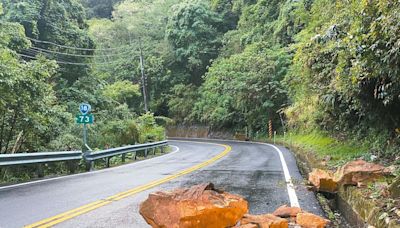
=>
[84,140,168,161]
[0,141,169,170]
[0,151,82,166]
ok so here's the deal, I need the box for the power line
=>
[30,47,96,58]
[23,48,140,64]
[18,50,141,66]
[22,49,77,62]
[17,53,90,66]
[29,46,139,58]
[28,37,136,52]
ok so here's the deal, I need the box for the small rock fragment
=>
[308,169,338,193]
[236,224,258,228]
[240,213,288,228]
[296,212,330,228]
[272,205,302,218]
[395,209,400,217]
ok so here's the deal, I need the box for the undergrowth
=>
[273,131,370,167]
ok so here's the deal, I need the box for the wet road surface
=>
[0,139,324,228]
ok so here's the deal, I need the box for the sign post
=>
[83,124,88,146]
[76,103,93,152]
[268,120,273,140]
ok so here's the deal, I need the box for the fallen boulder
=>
[333,160,392,187]
[272,205,302,218]
[296,212,330,228]
[308,169,338,193]
[139,183,248,228]
[240,214,288,228]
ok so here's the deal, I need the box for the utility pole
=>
[139,37,148,113]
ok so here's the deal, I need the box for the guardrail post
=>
[161,146,164,153]
[83,150,94,171]
[134,151,137,160]
[122,154,126,163]
[152,148,155,155]
[36,164,44,178]
[66,160,77,174]
[85,160,93,171]
[144,149,147,158]
[105,157,110,168]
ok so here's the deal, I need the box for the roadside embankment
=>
[274,133,400,228]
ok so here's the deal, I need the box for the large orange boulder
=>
[333,160,392,186]
[308,169,338,193]
[296,212,330,228]
[139,183,248,228]
[240,214,288,228]
[272,205,302,218]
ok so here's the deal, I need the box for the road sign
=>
[79,103,91,115]
[76,114,94,124]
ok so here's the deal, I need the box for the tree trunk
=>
[11,130,24,154]
[0,109,6,153]
[4,109,17,154]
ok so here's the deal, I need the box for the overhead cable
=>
[29,46,139,58]
[23,48,140,64]
[18,51,140,66]
[17,53,90,66]
[28,37,135,52]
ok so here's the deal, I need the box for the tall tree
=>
[80,0,122,18]
[194,43,289,131]
[1,0,95,85]
[166,0,224,85]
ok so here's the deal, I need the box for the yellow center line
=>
[25,142,232,228]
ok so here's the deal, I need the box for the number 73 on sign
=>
[76,114,94,124]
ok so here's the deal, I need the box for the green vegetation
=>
[0,0,166,156]
[81,0,123,18]
[0,0,399,172]
[276,132,368,167]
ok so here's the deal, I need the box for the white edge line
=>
[168,137,301,208]
[267,143,300,207]
[0,145,180,191]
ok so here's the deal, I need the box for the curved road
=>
[0,139,324,228]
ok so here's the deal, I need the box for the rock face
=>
[139,183,248,228]
[272,205,302,218]
[296,212,330,228]
[308,169,338,193]
[240,214,288,228]
[333,160,392,186]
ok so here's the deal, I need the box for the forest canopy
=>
[0,0,399,161]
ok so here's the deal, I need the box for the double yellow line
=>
[26,142,232,228]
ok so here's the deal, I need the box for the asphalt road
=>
[0,139,324,228]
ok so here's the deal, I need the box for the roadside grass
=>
[273,131,368,167]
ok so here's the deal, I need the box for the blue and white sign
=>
[79,103,91,115]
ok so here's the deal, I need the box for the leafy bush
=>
[194,43,289,131]
[137,113,165,143]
